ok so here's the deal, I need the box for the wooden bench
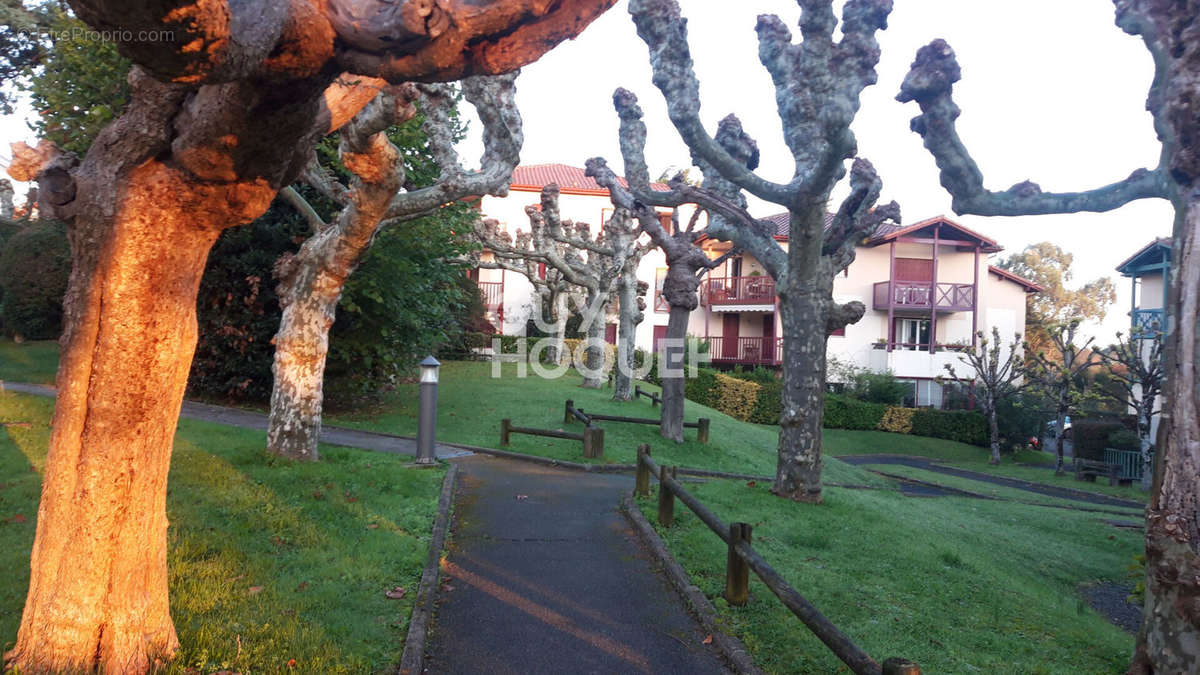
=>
[1074,458,1120,486]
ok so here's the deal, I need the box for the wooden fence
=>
[634,385,661,407]
[500,418,604,458]
[565,400,710,444]
[635,446,921,675]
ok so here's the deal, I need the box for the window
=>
[830,326,845,337]
[730,256,742,278]
[658,211,673,235]
[894,318,930,350]
[537,262,547,280]
[654,268,669,312]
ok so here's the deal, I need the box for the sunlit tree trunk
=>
[612,267,644,401]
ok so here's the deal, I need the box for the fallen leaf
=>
[8,513,26,524]
[346,496,359,503]
[296,581,309,592]
[746,481,757,488]
[248,586,265,595]
[367,523,380,529]
[515,494,529,501]
[312,491,324,500]
[702,635,713,645]
[286,659,297,669]
[440,583,455,592]
[385,586,407,599]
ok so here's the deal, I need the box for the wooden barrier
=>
[566,400,710,444]
[500,418,604,458]
[636,452,919,675]
[634,385,661,407]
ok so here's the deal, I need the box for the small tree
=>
[944,328,1030,465]
[1028,322,1098,475]
[266,75,522,461]
[1096,328,1164,490]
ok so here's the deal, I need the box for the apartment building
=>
[475,165,1041,408]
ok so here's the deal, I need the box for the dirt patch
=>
[1081,582,1142,634]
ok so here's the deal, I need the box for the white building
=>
[475,165,1041,407]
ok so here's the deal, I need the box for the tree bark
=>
[1139,398,1155,491]
[659,304,691,442]
[579,286,608,388]
[772,207,829,503]
[612,268,644,401]
[4,160,275,673]
[1131,194,1200,674]
[1053,404,1068,476]
[987,396,1001,465]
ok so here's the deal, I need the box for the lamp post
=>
[416,356,440,465]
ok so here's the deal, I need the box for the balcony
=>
[702,276,776,307]
[478,281,503,311]
[872,281,975,312]
[1132,308,1164,338]
[702,336,783,366]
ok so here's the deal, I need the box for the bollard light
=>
[416,356,440,465]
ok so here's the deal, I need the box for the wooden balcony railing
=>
[702,336,783,365]
[872,281,975,312]
[478,281,503,310]
[1132,308,1164,338]
[702,276,776,306]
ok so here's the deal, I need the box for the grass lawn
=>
[637,479,1140,674]
[329,360,881,485]
[0,339,59,384]
[0,391,444,673]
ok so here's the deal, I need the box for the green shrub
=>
[824,394,887,431]
[1069,420,1124,461]
[750,380,782,424]
[726,366,778,385]
[857,371,910,404]
[1107,428,1142,452]
[911,407,989,446]
[996,392,1048,450]
[0,220,70,340]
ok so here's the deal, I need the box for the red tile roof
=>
[989,265,1043,292]
[867,215,1002,252]
[510,164,669,196]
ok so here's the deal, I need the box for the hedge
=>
[0,220,71,340]
[1072,420,1126,461]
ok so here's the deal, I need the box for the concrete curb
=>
[620,495,763,675]
[397,463,458,675]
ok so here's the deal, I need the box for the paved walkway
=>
[0,380,472,459]
[839,454,1144,509]
[423,455,728,674]
[3,380,730,672]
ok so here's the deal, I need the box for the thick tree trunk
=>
[773,288,827,503]
[267,275,342,461]
[659,304,690,442]
[5,161,274,673]
[579,288,607,388]
[612,267,642,401]
[1131,194,1200,674]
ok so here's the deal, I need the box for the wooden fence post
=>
[564,399,574,424]
[724,522,752,606]
[583,426,604,458]
[635,444,651,497]
[500,418,511,446]
[657,465,675,526]
[882,657,921,675]
[697,418,711,444]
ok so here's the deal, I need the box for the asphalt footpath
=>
[423,454,730,674]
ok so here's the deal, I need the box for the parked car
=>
[1045,416,1073,439]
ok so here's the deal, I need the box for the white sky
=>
[1,0,1174,344]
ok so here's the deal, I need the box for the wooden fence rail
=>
[635,448,920,675]
[500,418,604,458]
[634,385,662,407]
[566,399,710,443]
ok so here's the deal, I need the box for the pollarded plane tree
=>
[587,158,741,442]
[1096,327,1165,491]
[266,74,522,462]
[470,184,647,389]
[943,327,1032,465]
[598,0,899,501]
[896,6,1197,667]
[3,1,615,671]
[469,217,583,364]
